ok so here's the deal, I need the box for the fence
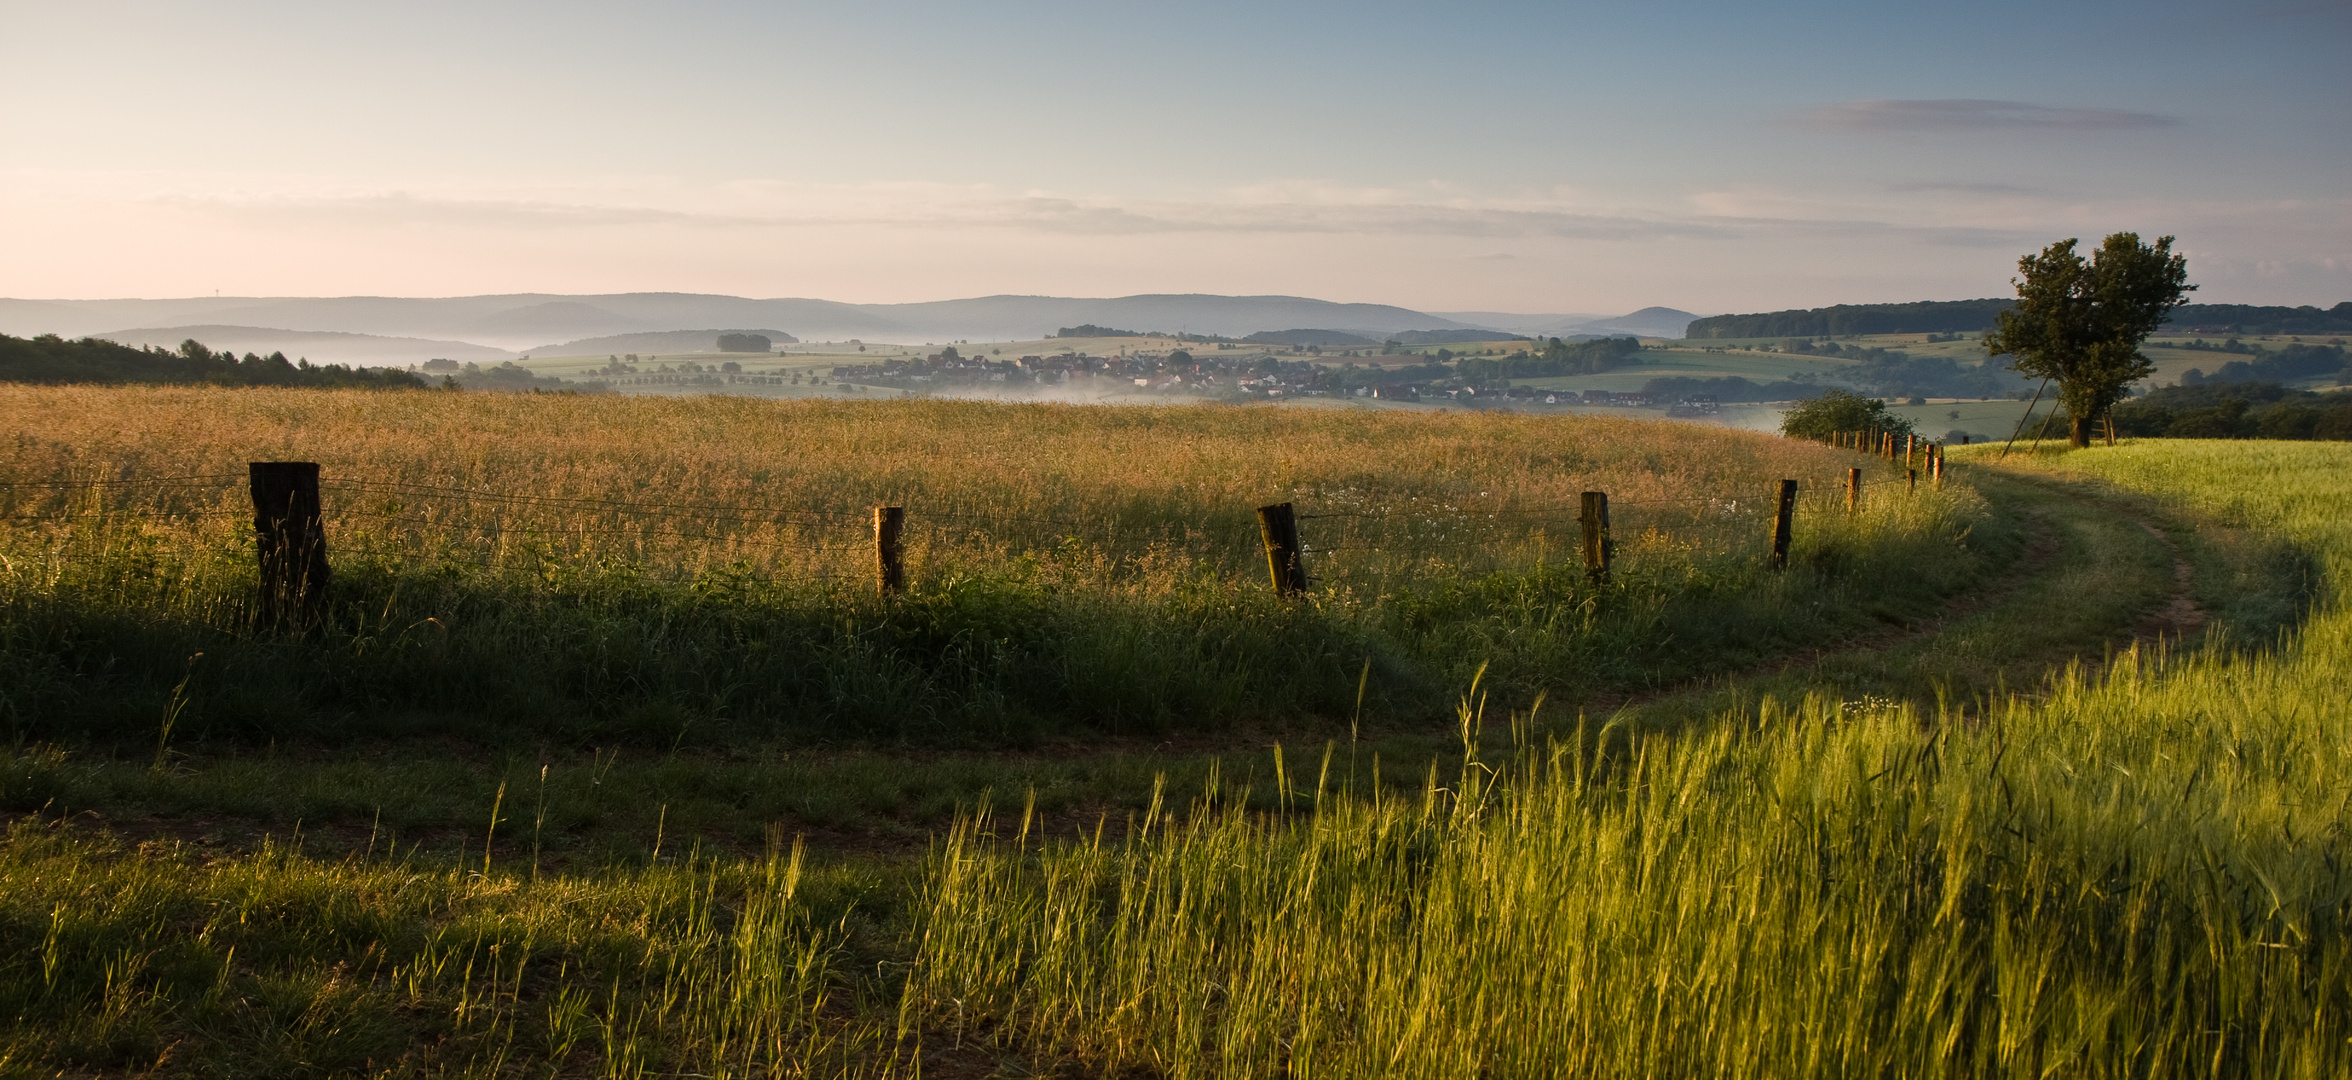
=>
[0,439,1952,621]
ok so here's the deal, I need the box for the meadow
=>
[1,386,2343,1077]
[891,441,2352,1078]
[0,385,1983,748]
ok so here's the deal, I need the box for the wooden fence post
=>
[873,506,905,595]
[1846,467,1862,513]
[1579,491,1611,584]
[249,462,330,631]
[1770,479,1797,571]
[1908,468,1918,491]
[1258,502,1308,595]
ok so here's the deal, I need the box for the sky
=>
[2,0,2346,315]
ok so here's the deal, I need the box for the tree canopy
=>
[0,334,424,389]
[1455,337,1640,382]
[1982,233,2193,447]
[1687,299,2015,339]
[1778,388,1915,441]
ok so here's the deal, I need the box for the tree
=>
[1982,233,2193,447]
[1778,388,1914,440]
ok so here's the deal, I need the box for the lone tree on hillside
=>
[1779,387,1915,441]
[1983,233,2193,447]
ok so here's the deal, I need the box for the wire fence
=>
[0,455,1938,593]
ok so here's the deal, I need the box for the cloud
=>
[1789,99,2180,133]
[149,186,1743,242]
[120,176,2317,256]
[156,191,711,230]
[1882,180,2043,196]
[982,199,1736,241]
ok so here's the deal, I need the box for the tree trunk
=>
[2070,414,2091,448]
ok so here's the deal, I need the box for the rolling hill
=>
[0,293,1482,349]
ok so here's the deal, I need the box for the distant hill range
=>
[0,293,1698,357]
[1430,306,1700,339]
[16,291,2331,359]
[1688,300,2352,339]
[0,293,1488,351]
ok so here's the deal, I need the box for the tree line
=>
[1455,337,1641,381]
[1692,299,2351,341]
[2041,383,2352,441]
[0,335,424,389]
[1688,300,2017,339]
[2177,343,2346,387]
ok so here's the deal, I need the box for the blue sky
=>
[2,0,2344,313]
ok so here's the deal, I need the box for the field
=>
[0,385,1993,747]
[2,387,2345,1076]
[509,330,2108,449]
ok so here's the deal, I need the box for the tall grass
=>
[0,820,879,1077]
[0,387,1988,745]
[894,441,2352,1077]
[1,436,2342,1076]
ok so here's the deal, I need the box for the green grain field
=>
[1,386,2343,1077]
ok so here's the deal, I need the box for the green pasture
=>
[4,430,2346,1075]
[1882,396,2046,443]
[1511,346,1849,393]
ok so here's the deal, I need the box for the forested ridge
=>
[1687,300,2352,339]
[0,333,425,389]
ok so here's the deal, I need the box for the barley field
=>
[0,385,1984,744]
[9,389,2336,1078]
[892,439,2352,1077]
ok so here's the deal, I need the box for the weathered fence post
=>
[249,462,330,631]
[1579,491,1611,584]
[1908,468,1918,491]
[873,506,905,595]
[1258,502,1308,596]
[1846,467,1862,513]
[1770,479,1797,571]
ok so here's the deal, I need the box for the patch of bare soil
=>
[2127,518,2209,642]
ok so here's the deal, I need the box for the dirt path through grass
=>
[1610,462,2207,735]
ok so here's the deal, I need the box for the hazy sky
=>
[3,0,2346,313]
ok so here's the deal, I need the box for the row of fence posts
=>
[241,439,1943,624]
